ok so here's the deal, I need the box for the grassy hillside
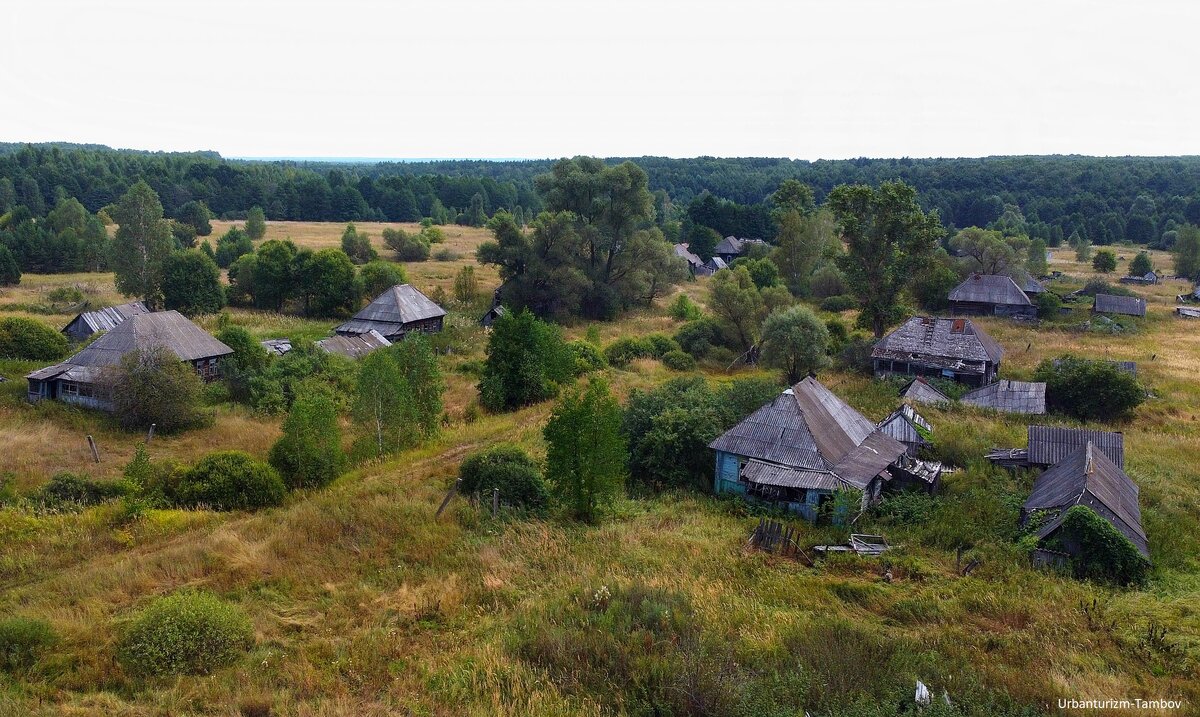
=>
[0,227,1197,716]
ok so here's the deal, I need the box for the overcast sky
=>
[2,0,1198,160]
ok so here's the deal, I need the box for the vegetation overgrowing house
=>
[987,425,1124,470]
[872,316,1004,387]
[709,377,941,520]
[335,284,446,341]
[315,329,392,359]
[26,310,232,411]
[947,274,1035,319]
[61,300,149,342]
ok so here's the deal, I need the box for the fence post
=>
[86,435,100,463]
[435,479,462,518]
[145,423,156,444]
[491,487,499,517]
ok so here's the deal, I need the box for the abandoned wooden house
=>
[335,284,446,341]
[260,338,293,356]
[1119,271,1159,286]
[708,377,941,520]
[986,425,1124,470]
[61,301,149,342]
[1093,293,1146,318]
[872,316,1004,387]
[672,243,705,276]
[960,379,1047,414]
[1021,277,1046,296]
[700,256,727,276]
[26,310,232,411]
[480,303,507,328]
[1177,306,1200,320]
[947,274,1036,319]
[1021,441,1148,559]
[877,403,932,457]
[897,376,952,404]
[316,329,391,359]
[713,236,768,263]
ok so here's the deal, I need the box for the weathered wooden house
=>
[480,303,507,328]
[713,236,768,263]
[672,243,705,276]
[872,316,1004,387]
[1021,441,1148,559]
[877,403,932,457]
[26,311,232,411]
[708,377,939,520]
[316,329,391,359]
[898,377,952,404]
[1119,271,1158,286]
[1022,277,1047,296]
[1093,293,1146,318]
[960,379,1046,414]
[987,425,1124,470]
[61,301,149,342]
[947,274,1035,319]
[335,284,446,341]
[699,256,727,276]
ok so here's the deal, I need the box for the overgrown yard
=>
[0,229,1197,716]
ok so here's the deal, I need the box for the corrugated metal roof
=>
[948,274,1032,306]
[260,339,293,356]
[335,284,446,336]
[316,329,391,359]
[960,380,1047,414]
[878,404,932,446]
[899,377,952,404]
[1094,293,1146,317]
[1024,442,1147,557]
[872,316,1004,366]
[742,460,845,491]
[64,301,149,334]
[1027,425,1123,468]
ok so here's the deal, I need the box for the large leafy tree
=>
[110,181,174,309]
[269,384,345,489]
[254,239,299,310]
[295,248,358,317]
[176,200,212,236]
[771,208,839,296]
[759,305,829,384]
[545,378,627,523]
[0,244,19,285]
[244,206,267,240]
[162,250,225,316]
[707,265,764,350]
[828,181,945,337]
[479,309,574,411]
[949,227,1031,276]
[351,338,444,457]
[1172,224,1200,281]
[105,345,207,433]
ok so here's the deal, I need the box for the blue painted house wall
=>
[713,450,830,522]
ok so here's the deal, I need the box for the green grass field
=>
[0,228,1197,716]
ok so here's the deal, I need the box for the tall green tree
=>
[1172,224,1200,280]
[162,250,225,316]
[950,227,1030,275]
[828,181,944,337]
[479,309,574,411]
[340,223,378,264]
[1128,251,1152,276]
[389,336,445,440]
[545,378,627,523]
[1027,238,1049,278]
[1092,249,1117,273]
[769,179,815,216]
[759,305,829,384]
[253,239,299,310]
[0,244,19,286]
[269,384,345,489]
[359,260,406,298]
[177,200,212,236]
[352,349,415,458]
[707,265,764,350]
[244,206,267,240]
[296,248,358,316]
[771,208,839,296]
[110,180,174,309]
[215,226,254,268]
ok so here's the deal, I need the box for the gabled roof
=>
[704,256,728,271]
[714,236,767,256]
[872,317,1004,369]
[316,329,391,359]
[948,274,1032,306]
[1022,277,1046,294]
[878,404,932,446]
[709,376,906,490]
[672,243,703,267]
[63,301,149,334]
[960,379,1046,414]
[898,377,952,404]
[1094,293,1146,317]
[1028,425,1123,469]
[336,284,446,335]
[1024,442,1147,557]
[27,311,231,383]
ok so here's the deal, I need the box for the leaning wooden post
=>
[86,435,100,463]
[435,479,462,518]
[145,423,156,444]
[491,487,499,517]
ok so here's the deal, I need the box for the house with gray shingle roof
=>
[61,301,149,341]
[948,274,1035,318]
[713,236,768,263]
[1093,293,1146,317]
[335,284,446,341]
[872,316,1004,387]
[27,310,232,411]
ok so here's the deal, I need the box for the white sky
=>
[2,0,1198,160]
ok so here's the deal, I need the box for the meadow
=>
[0,225,1197,716]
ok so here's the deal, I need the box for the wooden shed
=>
[316,329,391,359]
[1093,293,1146,318]
[335,284,446,341]
[61,301,149,342]
[877,404,933,457]
[947,274,1035,319]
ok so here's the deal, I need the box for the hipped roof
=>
[336,284,446,335]
[872,316,1004,367]
[948,274,1032,306]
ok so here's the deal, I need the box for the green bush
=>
[602,336,654,367]
[382,227,430,262]
[458,444,549,511]
[567,340,607,375]
[661,349,697,371]
[33,472,126,510]
[0,617,58,673]
[177,451,285,511]
[837,334,876,374]
[269,387,345,490]
[673,317,727,359]
[1053,505,1150,585]
[819,294,857,313]
[1034,355,1144,420]
[1035,291,1062,319]
[117,592,253,676]
[644,333,680,358]
[666,293,701,321]
[0,316,69,360]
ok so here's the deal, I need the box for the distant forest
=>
[4,142,1200,248]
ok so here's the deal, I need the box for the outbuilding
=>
[335,284,446,341]
[61,301,149,342]
[947,274,1035,319]
[872,316,1004,387]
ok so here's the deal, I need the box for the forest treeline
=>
[4,143,1200,250]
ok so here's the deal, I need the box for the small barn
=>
[1022,277,1046,295]
[335,284,446,341]
[877,404,932,457]
[898,377,952,404]
[481,304,507,328]
[1093,293,1146,318]
[1119,271,1159,286]
[947,274,1035,319]
[61,301,149,342]
[987,425,1124,470]
[708,377,937,520]
[960,379,1046,414]
[27,310,232,411]
[1021,441,1148,559]
[316,329,391,359]
[872,316,1004,387]
[699,256,727,276]
[672,244,704,276]
[714,236,768,263]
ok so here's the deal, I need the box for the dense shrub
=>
[567,339,607,375]
[819,294,857,313]
[107,345,209,433]
[673,317,728,359]
[161,250,225,316]
[1034,355,1144,420]
[837,334,876,374]
[358,260,407,298]
[0,617,58,673]
[34,472,126,510]
[117,592,253,676]
[215,325,270,402]
[661,349,697,371]
[0,316,69,360]
[602,336,654,367]
[1092,249,1117,273]
[479,309,574,411]
[458,444,549,511]
[1051,505,1150,585]
[382,227,430,261]
[176,451,285,511]
[810,264,847,299]
[644,333,680,358]
[666,292,701,321]
[1077,278,1135,298]
[248,341,356,414]
[1035,291,1063,319]
[269,387,344,490]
